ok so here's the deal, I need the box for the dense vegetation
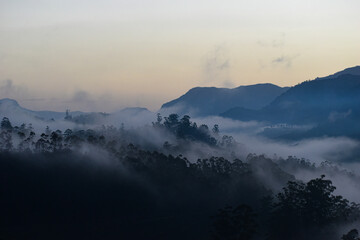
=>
[1,115,360,240]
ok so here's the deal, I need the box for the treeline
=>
[0,114,235,153]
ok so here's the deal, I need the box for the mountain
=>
[0,98,155,128]
[107,107,155,127]
[222,74,360,124]
[316,65,360,80]
[161,83,289,117]
[221,66,360,139]
[0,98,83,123]
[116,107,151,115]
[53,107,152,125]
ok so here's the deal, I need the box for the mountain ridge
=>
[222,74,360,123]
[220,67,360,139]
[161,83,289,117]
[316,65,360,80]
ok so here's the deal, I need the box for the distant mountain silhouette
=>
[0,98,154,127]
[116,107,151,115]
[161,83,289,117]
[221,66,360,139]
[316,65,360,80]
[0,98,20,109]
[0,98,83,123]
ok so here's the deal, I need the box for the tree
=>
[45,126,51,135]
[212,124,220,135]
[221,135,235,147]
[63,129,73,139]
[342,229,360,240]
[268,175,358,240]
[212,204,257,240]
[156,113,162,124]
[178,115,192,138]
[50,130,63,151]
[1,117,12,130]
[180,115,191,127]
[0,130,13,151]
[64,109,72,120]
[164,113,179,132]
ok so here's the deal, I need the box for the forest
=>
[1,114,360,240]
[2,0,360,239]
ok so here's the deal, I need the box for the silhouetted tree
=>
[152,113,163,127]
[213,124,220,135]
[178,115,192,138]
[1,117,12,131]
[212,204,257,240]
[268,175,358,240]
[44,126,51,136]
[164,113,179,133]
[221,135,235,147]
[342,229,360,240]
[64,109,72,120]
[50,130,63,151]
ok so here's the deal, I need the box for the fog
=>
[2,105,360,239]
[4,105,360,165]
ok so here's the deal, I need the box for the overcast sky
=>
[1,0,359,111]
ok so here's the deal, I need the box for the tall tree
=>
[1,117,12,131]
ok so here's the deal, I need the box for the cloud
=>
[203,45,235,88]
[272,39,285,48]
[222,79,235,88]
[70,90,96,108]
[256,40,268,47]
[21,98,47,102]
[272,54,299,68]
[193,116,360,166]
[257,33,286,48]
[233,134,360,165]
[62,90,118,112]
[328,110,352,122]
[0,80,119,112]
[0,79,29,99]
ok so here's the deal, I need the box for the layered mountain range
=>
[161,84,289,116]
[0,98,152,126]
[1,66,360,139]
[162,66,360,139]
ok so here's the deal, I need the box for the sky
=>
[0,0,360,112]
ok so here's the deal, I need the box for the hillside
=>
[161,83,289,117]
[222,73,360,125]
[221,67,360,139]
